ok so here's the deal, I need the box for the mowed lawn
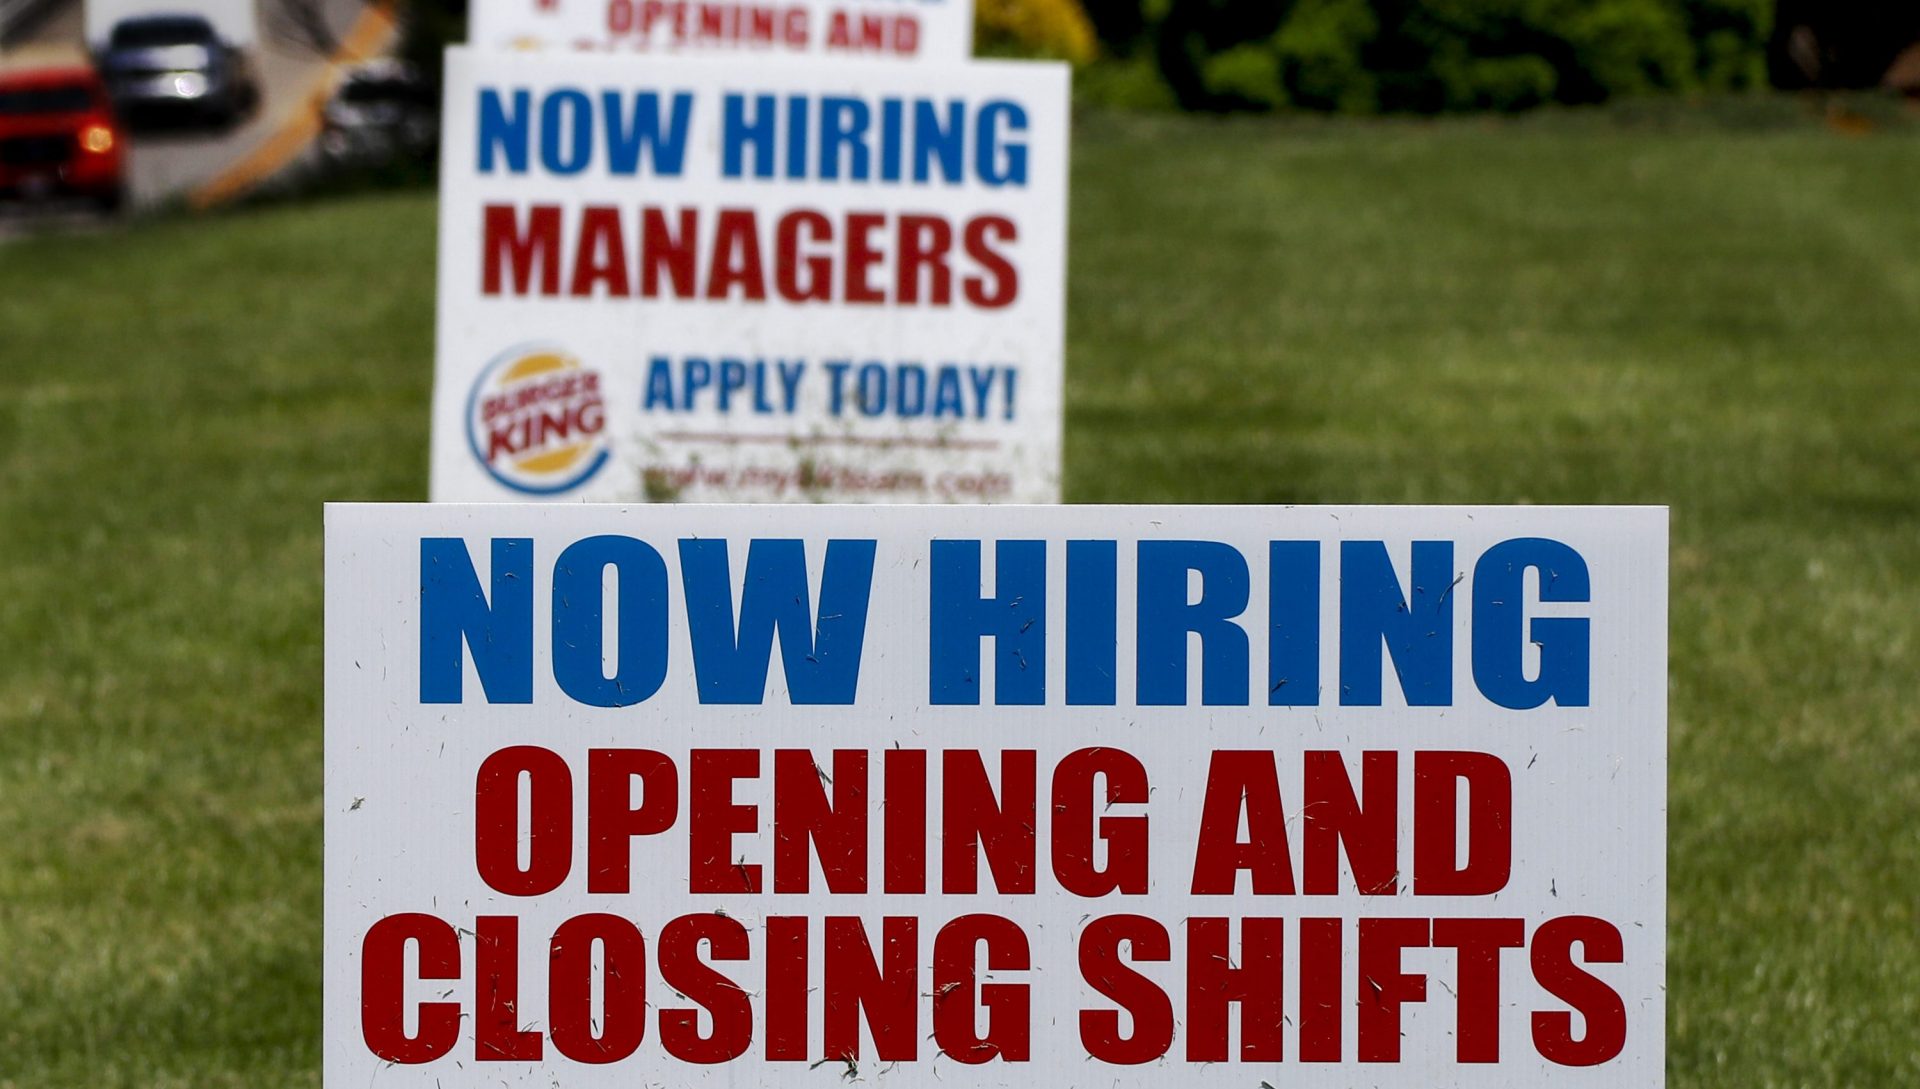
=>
[2,104,1917,1087]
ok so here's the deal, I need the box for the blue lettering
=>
[880,98,904,182]
[968,366,995,419]
[1137,541,1250,706]
[420,538,532,704]
[644,356,675,411]
[779,360,806,413]
[932,367,965,418]
[477,88,530,174]
[1472,538,1591,709]
[539,88,592,175]
[1339,540,1454,706]
[1066,540,1117,705]
[930,540,1044,705]
[976,100,1028,187]
[551,536,669,707]
[857,362,887,416]
[785,95,809,181]
[913,100,964,183]
[895,363,926,417]
[682,358,712,411]
[679,539,876,704]
[1267,541,1319,706]
[601,91,692,176]
[819,96,871,181]
[825,360,851,415]
[718,359,748,412]
[723,92,776,179]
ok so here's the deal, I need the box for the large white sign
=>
[470,0,974,61]
[430,48,1066,504]
[326,503,1667,1088]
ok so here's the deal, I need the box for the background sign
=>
[430,48,1066,504]
[469,0,974,60]
[326,503,1668,1087]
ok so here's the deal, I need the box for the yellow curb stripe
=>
[187,1,399,209]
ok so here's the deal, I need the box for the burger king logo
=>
[466,345,611,494]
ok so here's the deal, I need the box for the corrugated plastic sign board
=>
[470,0,973,61]
[325,503,1667,1087]
[429,49,1066,503]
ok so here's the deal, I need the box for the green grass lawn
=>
[2,102,1917,1087]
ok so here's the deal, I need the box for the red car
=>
[0,65,127,210]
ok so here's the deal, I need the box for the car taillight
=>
[80,124,116,154]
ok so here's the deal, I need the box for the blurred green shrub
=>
[976,0,1100,63]
[1147,0,1773,111]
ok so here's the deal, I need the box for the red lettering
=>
[843,212,885,303]
[1356,917,1428,1063]
[706,208,767,300]
[1190,751,1294,895]
[883,748,927,894]
[962,215,1017,308]
[548,913,646,1063]
[1531,915,1627,1066]
[764,915,810,1060]
[586,748,677,894]
[1298,917,1343,1062]
[1186,917,1285,1062]
[895,214,952,305]
[1414,750,1512,895]
[483,203,561,296]
[823,916,917,1061]
[1434,917,1525,1063]
[1051,746,1148,896]
[1304,750,1397,895]
[775,209,834,302]
[773,749,867,894]
[641,206,698,298]
[746,7,773,42]
[942,750,1036,894]
[689,748,761,893]
[1078,914,1172,1064]
[659,913,753,1063]
[487,418,522,460]
[569,204,632,297]
[476,915,542,1060]
[360,913,461,1063]
[475,746,572,896]
[932,914,1031,1063]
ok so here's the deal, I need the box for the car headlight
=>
[173,72,208,97]
[80,125,115,154]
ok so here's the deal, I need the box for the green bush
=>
[1152,0,1773,112]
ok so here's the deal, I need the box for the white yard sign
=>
[326,503,1667,1088]
[429,48,1065,503]
[469,0,974,61]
